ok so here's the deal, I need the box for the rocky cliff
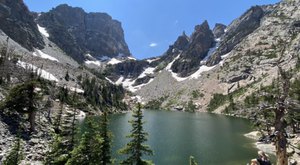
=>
[0,0,44,51]
[37,4,131,63]
[207,6,265,66]
[171,21,215,77]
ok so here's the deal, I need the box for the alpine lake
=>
[80,110,262,165]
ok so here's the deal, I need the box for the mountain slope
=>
[106,0,300,113]
[37,4,131,63]
[0,0,44,51]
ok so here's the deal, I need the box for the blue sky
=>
[24,0,280,59]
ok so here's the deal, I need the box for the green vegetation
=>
[80,76,127,111]
[207,82,257,112]
[207,93,227,112]
[1,80,42,132]
[185,100,197,112]
[144,96,167,110]
[66,119,103,165]
[3,138,23,165]
[99,110,112,164]
[191,90,204,99]
[119,103,153,164]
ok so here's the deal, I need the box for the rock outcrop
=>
[0,0,44,51]
[37,4,131,63]
[213,23,227,38]
[171,21,215,77]
[207,6,265,66]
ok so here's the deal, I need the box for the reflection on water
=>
[85,110,259,165]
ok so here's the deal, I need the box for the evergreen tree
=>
[65,71,70,81]
[44,134,69,165]
[189,156,198,165]
[1,80,41,132]
[3,138,23,165]
[66,119,103,165]
[100,109,112,165]
[119,103,153,165]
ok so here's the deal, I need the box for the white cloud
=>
[149,42,158,47]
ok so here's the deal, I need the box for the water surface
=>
[106,110,257,165]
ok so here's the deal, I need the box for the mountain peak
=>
[194,20,210,32]
[37,4,131,63]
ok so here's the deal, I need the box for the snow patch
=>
[33,49,59,62]
[221,52,230,59]
[165,54,187,81]
[127,56,136,60]
[130,78,154,92]
[114,76,154,93]
[146,58,160,63]
[69,87,84,94]
[17,61,59,82]
[189,65,215,79]
[85,53,93,58]
[170,72,188,82]
[107,58,122,65]
[105,77,115,84]
[37,24,49,37]
[166,54,180,70]
[115,76,124,85]
[138,67,156,78]
[85,60,102,67]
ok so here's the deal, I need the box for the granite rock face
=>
[0,0,44,51]
[171,21,215,77]
[207,6,265,66]
[213,23,227,38]
[37,4,131,63]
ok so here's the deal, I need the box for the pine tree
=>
[65,71,70,81]
[119,103,153,165]
[100,109,112,165]
[189,156,198,165]
[66,119,103,165]
[3,138,23,165]
[44,134,69,165]
[2,80,41,132]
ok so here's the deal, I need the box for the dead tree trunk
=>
[274,67,290,165]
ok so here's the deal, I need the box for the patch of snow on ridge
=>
[115,76,124,85]
[107,58,122,65]
[37,24,50,37]
[105,77,115,84]
[221,52,230,59]
[85,60,102,67]
[17,61,59,82]
[165,54,180,70]
[131,78,154,92]
[165,54,187,82]
[127,56,136,60]
[138,67,156,78]
[146,58,160,63]
[113,76,154,93]
[189,65,215,79]
[33,49,59,62]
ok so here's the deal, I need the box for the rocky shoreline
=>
[244,131,300,165]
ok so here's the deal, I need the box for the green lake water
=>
[102,110,258,165]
